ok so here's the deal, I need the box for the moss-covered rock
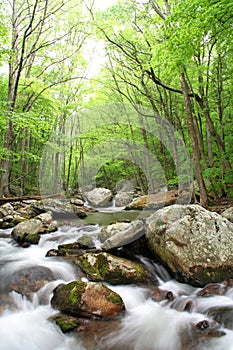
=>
[46,237,96,258]
[75,252,149,285]
[51,280,125,319]
[50,314,82,332]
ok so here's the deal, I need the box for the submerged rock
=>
[146,204,233,287]
[51,280,125,319]
[75,252,150,285]
[197,283,227,297]
[50,314,83,333]
[5,266,55,297]
[207,306,233,330]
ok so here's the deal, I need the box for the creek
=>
[0,206,233,350]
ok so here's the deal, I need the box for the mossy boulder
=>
[75,252,149,285]
[51,280,125,319]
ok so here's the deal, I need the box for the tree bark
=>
[180,73,208,207]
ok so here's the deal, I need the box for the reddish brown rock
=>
[51,280,125,319]
[197,283,227,297]
[125,190,178,210]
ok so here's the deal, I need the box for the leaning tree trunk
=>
[180,73,208,207]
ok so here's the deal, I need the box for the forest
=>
[0,0,232,208]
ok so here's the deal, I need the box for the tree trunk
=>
[0,119,14,196]
[180,73,208,207]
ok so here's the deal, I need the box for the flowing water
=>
[0,209,233,350]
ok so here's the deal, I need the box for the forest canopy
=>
[0,0,232,207]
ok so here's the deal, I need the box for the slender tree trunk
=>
[0,119,14,196]
[180,73,208,207]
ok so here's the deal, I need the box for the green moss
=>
[106,292,124,307]
[76,255,103,281]
[50,314,80,333]
[26,233,40,244]
[68,281,86,305]
[76,252,148,285]
[96,254,109,276]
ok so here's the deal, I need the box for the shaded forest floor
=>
[208,197,233,213]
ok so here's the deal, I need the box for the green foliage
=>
[0,0,232,199]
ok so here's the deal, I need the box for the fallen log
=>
[0,194,63,204]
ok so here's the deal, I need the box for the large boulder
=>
[125,190,178,210]
[146,204,233,287]
[75,252,150,285]
[51,280,125,319]
[85,188,113,207]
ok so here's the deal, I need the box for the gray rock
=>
[114,192,133,207]
[146,204,233,287]
[70,198,84,206]
[85,188,113,207]
[0,203,15,217]
[36,212,53,224]
[221,207,233,223]
[33,198,87,218]
[102,220,145,250]
[11,219,43,244]
[11,212,58,246]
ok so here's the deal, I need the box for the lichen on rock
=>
[75,252,149,285]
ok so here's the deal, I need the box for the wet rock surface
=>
[51,280,125,319]
[11,212,57,246]
[1,266,55,296]
[0,198,233,349]
[75,252,152,285]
